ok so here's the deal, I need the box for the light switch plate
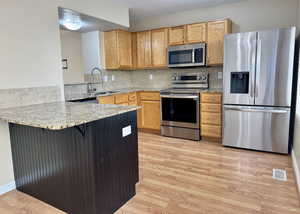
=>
[122,125,132,137]
[218,72,223,80]
[111,75,115,81]
[149,74,153,80]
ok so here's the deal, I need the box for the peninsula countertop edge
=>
[0,102,140,130]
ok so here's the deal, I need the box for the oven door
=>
[160,94,199,129]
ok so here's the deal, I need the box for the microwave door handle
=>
[192,49,195,63]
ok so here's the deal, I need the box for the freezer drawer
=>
[222,105,290,154]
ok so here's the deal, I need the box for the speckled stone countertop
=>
[65,87,222,101]
[0,102,139,130]
[65,87,167,101]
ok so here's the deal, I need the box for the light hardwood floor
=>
[1,132,300,214]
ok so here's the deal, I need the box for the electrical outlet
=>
[103,75,108,82]
[149,74,153,80]
[122,125,132,137]
[112,75,115,81]
[218,72,223,80]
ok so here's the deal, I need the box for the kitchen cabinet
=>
[97,95,115,104]
[151,28,168,68]
[115,94,129,104]
[139,92,161,130]
[97,91,160,130]
[103,30,132,70]
[168,26,185,46]
[131,32,138,70]
[136,31,152,69]
[185,22,207,44]
[200,92,222,140]
[207,19,232,66]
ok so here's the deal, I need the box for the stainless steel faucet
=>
[88,67,104,93]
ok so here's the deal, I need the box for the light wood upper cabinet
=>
[136,31,152,69]
[185,22,207,44]
[207,19,232,66]
[103,30,132,70]
[131,32,137,70]
[151,28,168,68]
[168,26,185,46]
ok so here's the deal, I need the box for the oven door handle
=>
[160,95,199,99]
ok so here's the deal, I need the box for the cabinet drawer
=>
[201,103,222,113]
[129,101,138,106]
[201,112,221,125]
[98,96,115,104]
[140,92,160,101]
[201,93,222,104]
[128,92,137,101]
[115,94,129,104]
[119,102,129,106]
[201,124,222,138]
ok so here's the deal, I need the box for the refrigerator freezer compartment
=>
[222,105,291,154]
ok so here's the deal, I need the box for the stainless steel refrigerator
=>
[222,27,296,154]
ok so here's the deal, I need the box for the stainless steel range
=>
[160,72,209,141]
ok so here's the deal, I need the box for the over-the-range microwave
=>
[167,43,206,68]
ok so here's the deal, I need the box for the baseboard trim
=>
[292,150,300,196]
[0,181,16,195]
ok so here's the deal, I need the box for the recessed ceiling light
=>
[61,9,82,31]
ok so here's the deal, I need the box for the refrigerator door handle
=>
[255,39,262,98]
[224,106,289,114]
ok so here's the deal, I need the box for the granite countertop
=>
[0,102,139,130]
[65,87,167,101]
[65,87,223,101]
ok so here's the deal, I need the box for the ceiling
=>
[58,7,127,33]
[112,0,247,22]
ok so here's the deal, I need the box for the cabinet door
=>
[117,30,132,69]
[151,28,168,67]
[104,31,119,69]
[141,100,160,130]
[98,96,115,104]
[131,32,137,70]
[186,22,207,44]
[136,31,152,69]
[207,19,232,66]
[168,26,185,45]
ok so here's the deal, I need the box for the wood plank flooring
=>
[1,132,300,214]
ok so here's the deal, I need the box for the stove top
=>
[170,72,209,90]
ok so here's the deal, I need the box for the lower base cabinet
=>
[200,92,222,140]
[140,100,160,130]
[97,91,161,131]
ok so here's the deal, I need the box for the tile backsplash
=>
[0,86,62,109]
[65,67,223,94]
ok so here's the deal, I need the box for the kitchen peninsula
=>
[0,102,139,214]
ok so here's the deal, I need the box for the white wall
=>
[60,30,85,84]
[81,31,103,74]
[131,0,298,32]
[0,0,129,190]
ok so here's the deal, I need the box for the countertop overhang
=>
[0,102,140,130]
